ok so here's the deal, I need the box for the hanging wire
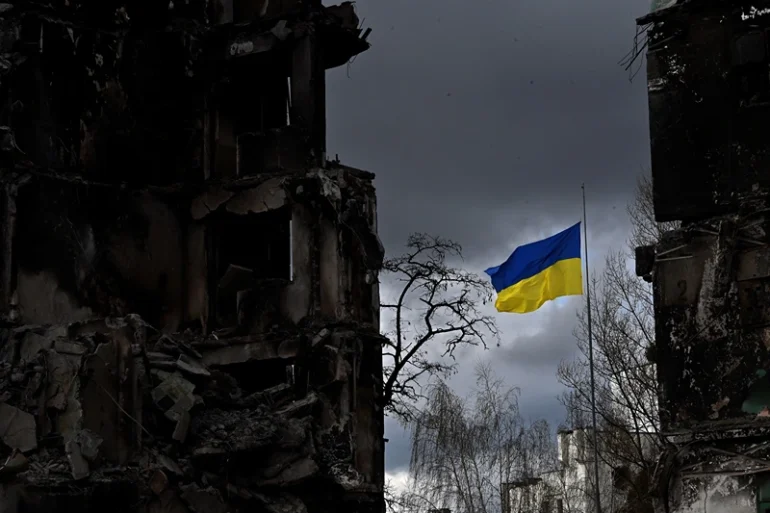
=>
[620,23,653,82]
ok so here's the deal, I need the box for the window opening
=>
[732,31,770,107]
[757,473,770,513]
[214,208,291,328]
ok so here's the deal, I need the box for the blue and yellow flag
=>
[484,223,583,313]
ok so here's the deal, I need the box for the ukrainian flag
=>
[484,223,583,314]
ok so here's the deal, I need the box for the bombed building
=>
[0,1,385,513]
[636,1,770,512]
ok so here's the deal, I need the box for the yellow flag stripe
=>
[494,257,583,314]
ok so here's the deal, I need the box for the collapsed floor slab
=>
[0,315,385,513]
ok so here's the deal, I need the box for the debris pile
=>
[0,315,385,513]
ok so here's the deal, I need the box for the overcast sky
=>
[324,0,653,481]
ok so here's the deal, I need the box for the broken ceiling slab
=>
[222,2,370,69]
[325,2,360,30]
[227,21,292,59]
[225,178,288,214]
[191,408,278,463]
[650,0,680,13]
[190,177,286,220]
[14,325,68,364]
[190,188,234,220]
[0,403,37,452]
[201,340,281,366]
[0,450,28,479]
[179,484,228,513]
[325,162,376,181]
[53,339,88,355]
[217,265,255,296]
[257,456,319,486]
[637,0,688,23]
[253,493,308,513]
[274,392,318,419]
[176,354,211,378]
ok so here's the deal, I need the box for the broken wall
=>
[0,1,383,512]
[0,164,382,329]
[642,1,770,223]
[644,217,770,431]
[0,166,386,513]
[638,2,770,513]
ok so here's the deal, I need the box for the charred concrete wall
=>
[0,1,383,512]
[638,2,770,512]
[644,219,770,431]
[643,0,770,223]
[2,167,382,333]
[0,0,368,185]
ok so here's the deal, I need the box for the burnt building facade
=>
[636,1,770,512]
[0,2,385,513]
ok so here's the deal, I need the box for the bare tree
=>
[386,479,444,513]
[381,233,499,421]
[556,174,678,513]
[405,364,555,513]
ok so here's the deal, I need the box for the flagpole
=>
[582,183,602,513]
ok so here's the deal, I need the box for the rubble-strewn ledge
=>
[0,315,385,513]
[653,430,770,513]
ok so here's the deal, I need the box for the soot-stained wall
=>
[644,2,770,223]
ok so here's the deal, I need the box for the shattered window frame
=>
[758,473,770,513]
[731,30,770,108]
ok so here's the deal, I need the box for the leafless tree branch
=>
[381,233,500,422]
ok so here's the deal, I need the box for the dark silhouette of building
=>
[636,1,770,511]
[0,2,384,512]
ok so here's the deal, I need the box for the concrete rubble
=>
[0,312,387,513]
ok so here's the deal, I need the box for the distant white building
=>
[607,364,659,435]
[504,427,658,513]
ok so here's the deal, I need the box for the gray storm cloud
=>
[324,0,654,474]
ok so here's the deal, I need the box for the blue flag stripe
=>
[484,222,581,293]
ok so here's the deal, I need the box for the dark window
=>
[731,31,770,107]
[556,499,564,513]
[540,500,551,513]
[560,434,570,466]
[213,61,291,179]
[222,359,288,394]
[213,208,291,329]
[576,430,586,461]
[757,473,770,513]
